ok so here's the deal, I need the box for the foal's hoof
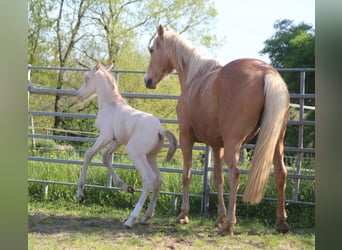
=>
[127,186,134,194]
[276,221,290,234]
[77,196,84,203]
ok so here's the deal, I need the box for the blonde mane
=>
[164,31,221,85]
[98,64,126,104]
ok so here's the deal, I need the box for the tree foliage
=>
[28,0,219,135]
[260,19,315,69]
[260,19,315,149]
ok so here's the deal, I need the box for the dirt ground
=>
[28,208,315,250]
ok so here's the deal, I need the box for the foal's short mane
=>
[98,64,126,103]
[165,31,221,85]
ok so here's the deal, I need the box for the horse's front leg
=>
[102,141,134,193]
[176,136,194,224]
[77,135,110,203]
[212,146,226,228]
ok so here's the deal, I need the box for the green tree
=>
[28,0,220,139]
[260,19,315,93]
[260,19,315,150]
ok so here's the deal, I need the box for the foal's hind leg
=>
[124,145,155,227]
[140,154,162,224]
[102,141,134,193]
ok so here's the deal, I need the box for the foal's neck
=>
[96,80,122,110]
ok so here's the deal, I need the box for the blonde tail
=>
[160,129,177,162]
[242,71,289,204]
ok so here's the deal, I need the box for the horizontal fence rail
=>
[28,66,315,214]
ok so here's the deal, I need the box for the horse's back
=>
[214,59,273,143]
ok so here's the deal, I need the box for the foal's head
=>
[144,25,175,89]
[76,63,114,102]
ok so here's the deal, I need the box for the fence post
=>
[28,65,36,148]
[293,71,305,201]
[201,145,212,216]
[107,154,113,188]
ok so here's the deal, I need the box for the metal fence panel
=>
[27,66,315,213]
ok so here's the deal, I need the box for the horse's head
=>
[76,63,113,101]
[144,25,174,89]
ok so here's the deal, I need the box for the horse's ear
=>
[105,64,114,71]
[157,24,164,38]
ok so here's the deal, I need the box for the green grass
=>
[28,201,314,250]
[28,143,315,230]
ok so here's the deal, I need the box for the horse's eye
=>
[149,47,154,54]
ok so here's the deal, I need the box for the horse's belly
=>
[191,118,223,146]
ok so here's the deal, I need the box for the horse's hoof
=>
[127,186,134,194]
[176,215,189,224]
[215,217,225,228]
[276,221,290,234]
[219,222,234,236]
[219,226,234,236]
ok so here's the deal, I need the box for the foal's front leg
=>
[77,135,110,202]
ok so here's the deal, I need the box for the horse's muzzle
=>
[145,78,156,89]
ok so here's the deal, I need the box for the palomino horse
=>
[76,63,177,227]
[144,25,290,235]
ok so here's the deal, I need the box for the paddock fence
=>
[27,65,315,215]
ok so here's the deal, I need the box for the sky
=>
[205,0,315,64]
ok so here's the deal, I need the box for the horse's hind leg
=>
[102,141,134,193]
[273,122,290,234]
[220,142,241,236]
[140,154,162,224]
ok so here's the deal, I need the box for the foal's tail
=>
[242,71,289,204]
[159,129,177,162]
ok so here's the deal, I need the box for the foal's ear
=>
[157,24,165,38]
[94,62,101,72]
[105,64,114,71]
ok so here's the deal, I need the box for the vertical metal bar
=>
[43,184,49,199]
[28,66,36,148]
[293,71,305,201]
[107,154,113,188]
[201,145,212,216]
[114,72,119,87]
[30,117,36,148]
[172,195,178,216]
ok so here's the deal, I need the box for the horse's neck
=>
[167,48,190,91]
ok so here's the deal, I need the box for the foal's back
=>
[112,103,162,146]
